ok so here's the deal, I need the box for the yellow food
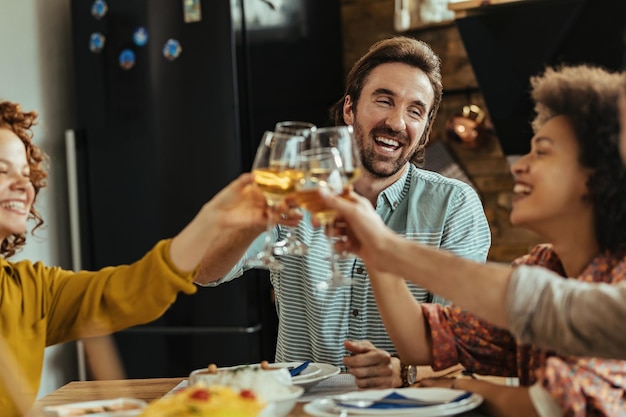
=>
[139,384,265,417]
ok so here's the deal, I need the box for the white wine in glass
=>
[294,147,350,288]
[246,131,305,270]
[310,125,363,187]
[310,125,363,258]
[272,121,318,256]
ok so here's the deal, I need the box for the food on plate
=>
[43,398,147,416]
[188,363,293,401]
[138,384,265,417]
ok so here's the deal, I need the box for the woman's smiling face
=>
[509,115,593,235]
[0,128,34,241]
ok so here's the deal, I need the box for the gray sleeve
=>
[507,265,626,359]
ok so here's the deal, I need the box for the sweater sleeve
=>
[507,265,626,359]
[40,239,198,345]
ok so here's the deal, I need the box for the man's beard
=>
[353,120,412,178]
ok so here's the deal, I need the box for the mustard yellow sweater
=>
[0,239,197,416]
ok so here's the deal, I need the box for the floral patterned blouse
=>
[422,244,626,416]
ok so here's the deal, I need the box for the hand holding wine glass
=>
[245,131,305,270]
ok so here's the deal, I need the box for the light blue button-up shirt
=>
[207,163,491,367]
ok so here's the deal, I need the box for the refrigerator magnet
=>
[183,0,202,23]
[133,27,149,47]
[91,0,108,20]
[89,32,106,53]
[162,39,182,61]
[118,49,136,70]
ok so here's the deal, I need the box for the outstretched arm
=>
[322,190,511,327]
[169,173,268,282]
[367,270,432,364]
[323,190,626,360]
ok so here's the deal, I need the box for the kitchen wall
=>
[0,0,77,396]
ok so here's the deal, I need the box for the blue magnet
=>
[89,32,106,53]
[133,27,149,47]
[91,0,108,19]
[118,49,136,70]
[162,39,182,61]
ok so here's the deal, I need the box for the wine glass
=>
[245,131,305,271]
[294,147,350,288]
[272,121,317,256]
[310,125,362,186]
[310,125,363,257]
[275,120,317,139]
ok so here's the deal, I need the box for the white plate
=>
[43,398,147,417]
[286,362,341,389]
[261,384,304,417]
[303,388,483,417]
[268,362,322,381]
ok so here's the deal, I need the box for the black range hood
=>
[454,0,625,155]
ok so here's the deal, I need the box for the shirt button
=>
[356,267,364,274]
[352,309,359,317]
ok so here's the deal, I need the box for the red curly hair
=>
[0,101,48,257]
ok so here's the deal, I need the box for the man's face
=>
[343,62,435,179]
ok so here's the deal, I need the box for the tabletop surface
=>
[34,376,490,417]
[34,377,310,416]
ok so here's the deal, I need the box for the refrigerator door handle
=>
[65,129,82,272]
[64,128,87,381]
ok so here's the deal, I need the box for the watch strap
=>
[393,355,412,388]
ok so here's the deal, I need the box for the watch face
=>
[407,365,418,384]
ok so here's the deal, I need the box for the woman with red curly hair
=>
[0,101,270,416]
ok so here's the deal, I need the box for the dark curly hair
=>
[328,36,443,167]
[0,101,48,257]
[530,65,626,252]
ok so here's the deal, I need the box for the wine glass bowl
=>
[310,125,363,259]
[310,125,363,187]
[275,121,317,139]
[246,131,305,270]
[294,147,350,288]
[272,121,318,256]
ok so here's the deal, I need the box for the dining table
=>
[33,374,494,417]
[34,377,308,416]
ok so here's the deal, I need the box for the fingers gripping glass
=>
[272,121,317,256]
[246,131,305,271]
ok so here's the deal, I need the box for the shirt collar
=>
[376,164,412,211]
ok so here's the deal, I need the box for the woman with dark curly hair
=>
[0,101,270,417]
[323,71,626,366]
[321,65,626,416]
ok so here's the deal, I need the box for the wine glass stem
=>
[262,204,277,255]
[323,221,341,275]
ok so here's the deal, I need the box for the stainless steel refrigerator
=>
[67,0,343,378]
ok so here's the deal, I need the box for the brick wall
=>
[340,0,543,262]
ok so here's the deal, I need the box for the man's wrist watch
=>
[400,362,417,387]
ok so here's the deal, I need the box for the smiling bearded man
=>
[196,36,491,391]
